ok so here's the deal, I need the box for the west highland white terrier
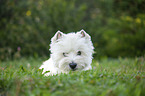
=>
[39,29,94,76]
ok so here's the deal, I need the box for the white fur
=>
[39,30,94,76]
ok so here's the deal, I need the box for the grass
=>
[0,57,145,96]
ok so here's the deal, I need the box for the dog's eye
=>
[63,53,68,57]
[77,51,81,55]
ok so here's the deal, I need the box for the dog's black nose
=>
[69,62,77,70]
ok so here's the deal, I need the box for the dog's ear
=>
[56,30,63,40]
[51,30,64,42]
[79,29,91,39]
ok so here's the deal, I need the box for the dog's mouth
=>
[71,68,77,71]
[71,68,78,71]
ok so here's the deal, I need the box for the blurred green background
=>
[0,0,145,60]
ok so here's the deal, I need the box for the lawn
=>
[0,57,145,96]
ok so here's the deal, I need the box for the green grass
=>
[0,57,145,96]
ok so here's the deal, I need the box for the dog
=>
[39,29,94,76]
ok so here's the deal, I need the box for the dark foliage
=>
[0,0,145,60]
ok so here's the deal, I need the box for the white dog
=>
[39,29,94,76]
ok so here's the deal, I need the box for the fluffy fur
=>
[39,30,94,76]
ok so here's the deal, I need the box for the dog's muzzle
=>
[69,62,77,70]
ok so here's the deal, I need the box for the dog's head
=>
[50,30,94,73]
